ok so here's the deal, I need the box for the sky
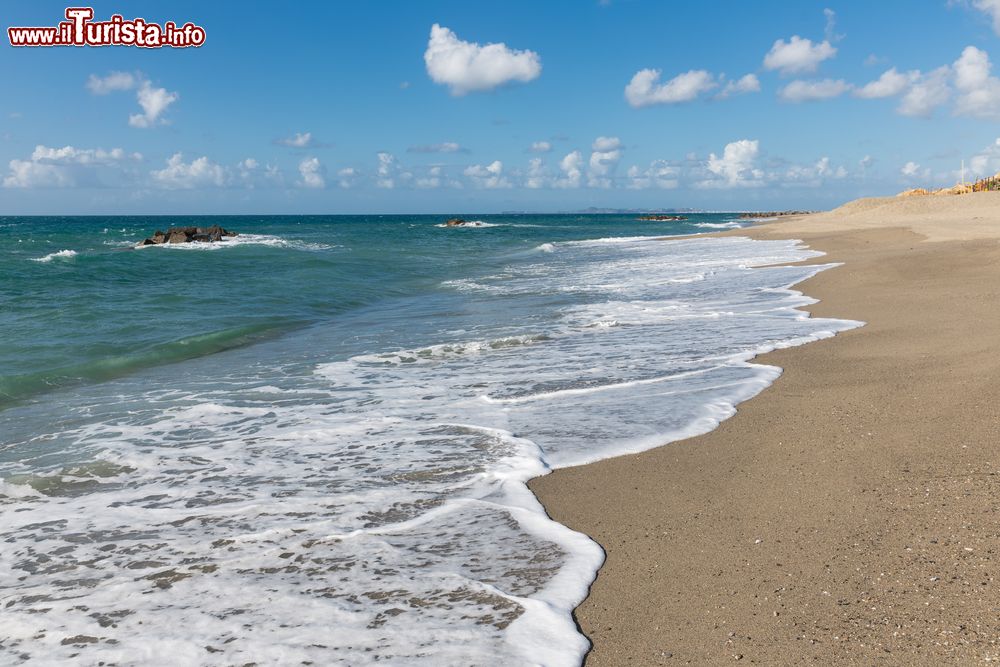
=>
[4,0,1000,214]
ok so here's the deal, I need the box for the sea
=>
[0,214,860,665]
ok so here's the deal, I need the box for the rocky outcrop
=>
[444,218,469,227]
[139,225,238,246]
[637,215,687,221]
[737,211,812,219]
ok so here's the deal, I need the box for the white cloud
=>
[525,157,548,188]
[377,152,398,189]
[763,36,837,75]
[407,142,465,153]
[783,156,848,186]
[3,144,138,188]
[278,132,315,148]
[30,145,139,165]
[965,137,1000,179]
[778,78,851,102]
[588,136,623,188]
[554,150,584,189]
[860,155,874,169]
[625,69,717,107]
[236,158,281,188]
[375,152,413,189]
[424,24,541,95]
[823,8,843,43]
[87,71,178,128]
[718,74,761,99]
[337,167,359,189]
[897,66,951,117]
[150,153,226,189]
[86,71,137,95]
[626,160,679,189]
[953,46,1000,119]
[973,0,1000,36]
[529,141,552,153]
[415,165,443,189]
[3,160,73,188]
[129,81,178,128]
[700,139,765,188]
[900,160,929,179]
[297,157,325,188]
[853,68,914,99]
[464,160,511,188]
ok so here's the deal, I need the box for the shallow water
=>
[0,214,860,664]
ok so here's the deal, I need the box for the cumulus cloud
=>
[376,152,398,189]
[525,157,548,188]
[973,0,1000,36]
[150,153,226,189]
[297,157,325,188]
[700,139,765,188]
[626,160,679,189]
[375,152,413,189]
[529,141,552,153]
[717,74,761,99]
[464,160,511,188]
[967,137,1000,178]
[900,160,929,179]
[236,158,281,188]
[407,142,466,154]
[414,165,441,189]
[952,46,1000,119]
[337,167,359,189]
[3,144,139,188]
[778,78,851,102]
[554,150,584,189]
[129,81,179,128]
[30,145,139,165]
[277,132,316,148]
[588,136,623,188]
[763,36,837,75]
[783,156,848,186]
[424,24,541,95]
[87,71,178,128]
[3,161,73,188]
[897,66,951,117]
[853,68,914,99]
[625,69,717,107]
[86,71,137,95]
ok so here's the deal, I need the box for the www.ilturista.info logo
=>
[8,8,205,48]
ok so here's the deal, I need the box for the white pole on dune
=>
[961,159,966,186]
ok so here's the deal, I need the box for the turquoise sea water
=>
[0,214,860,664]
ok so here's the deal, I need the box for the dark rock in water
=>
[139,225,238,246]
[738,210,812,219]
[167,229,190,244]
[444,218,468,227]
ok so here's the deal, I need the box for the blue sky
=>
[3,0,1000,214]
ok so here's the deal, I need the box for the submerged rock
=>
[139,225,238,246]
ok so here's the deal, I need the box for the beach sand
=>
[530,191,1000,664]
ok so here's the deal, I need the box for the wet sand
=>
[530,192,1000,664]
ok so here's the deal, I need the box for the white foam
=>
[30,249,77,262]
[434,220,497,228]
[695,221,742,229]
[136,234,337,251]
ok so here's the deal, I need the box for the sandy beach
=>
[531,191,1000,664]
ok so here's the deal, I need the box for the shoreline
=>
[531,192,1000,664]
